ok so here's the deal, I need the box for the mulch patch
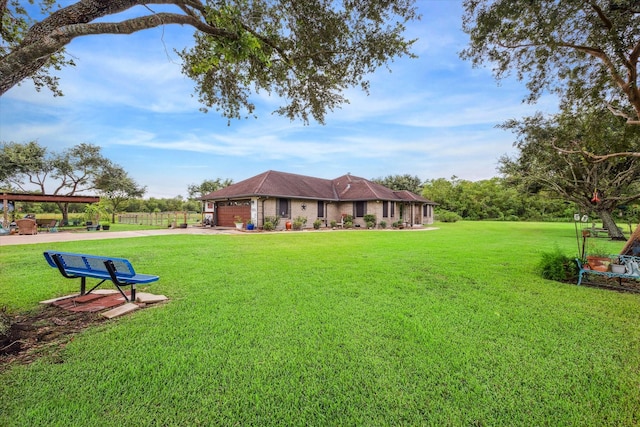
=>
[1,292,166,371]
[0,305,106,371]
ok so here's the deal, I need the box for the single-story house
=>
[200,170,437,229]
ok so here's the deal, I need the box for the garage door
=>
[217,201,251,227]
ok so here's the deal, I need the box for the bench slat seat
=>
[57,267,159,284]
[43,251,159,302]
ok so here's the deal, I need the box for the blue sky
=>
[0,1,557,199]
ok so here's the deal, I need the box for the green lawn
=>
[1,222,638,426]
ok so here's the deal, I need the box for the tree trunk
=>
[596,209,626,240]
[55,202,70,224]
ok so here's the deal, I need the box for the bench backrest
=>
[43,251,136,278]
[617,255,639,264]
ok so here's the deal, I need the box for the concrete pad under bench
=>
[40,294,79,304]
[41,291,169,318]
[135,292,169,303]
[91,289,119,295]
[102,303,139,319]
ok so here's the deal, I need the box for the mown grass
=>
[1,221,639,426]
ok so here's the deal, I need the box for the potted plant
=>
[246,219,255,230]
[585,245,611,272]
[234,216,244,230]
[610,257,627,274]
[101,222,111,231]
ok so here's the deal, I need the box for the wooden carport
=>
[2,192,100,226]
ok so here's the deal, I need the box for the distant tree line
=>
[9,172,640,229]
[4,138,637,229]
[424,176,577,222]
[7,197,202,217]
[375,174,640,227]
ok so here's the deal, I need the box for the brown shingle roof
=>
[201,170,436,204]
[393,190,433,203]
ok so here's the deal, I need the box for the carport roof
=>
[2,192,101,223]
[2,192,100,204]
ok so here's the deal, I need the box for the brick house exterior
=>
[200,171,436,229]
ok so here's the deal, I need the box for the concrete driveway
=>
[1,225,437,246]
[0,227,238,246]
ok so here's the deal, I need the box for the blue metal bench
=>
[576,254,640,287]
[43,251,159,302]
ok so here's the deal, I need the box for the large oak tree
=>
[498,107,640,240]
[0,141,140,222]
[1,0,418,123]
[463,0,640,243]
[461,0,640,126]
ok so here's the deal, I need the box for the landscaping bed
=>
[0,306,104,371]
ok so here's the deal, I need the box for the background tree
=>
[0,140,49,187]
[94,162,146,223]
[498,107,640,240]
[372,174,423,194]
[49,143,108,221]
[422,176,579,222]
[1,0,418,124]
[461,0,640,126]
[0,140,134,222]
[187,178,233,200]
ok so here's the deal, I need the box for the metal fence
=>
[117,211,201,226]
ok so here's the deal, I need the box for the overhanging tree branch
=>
[1,4,235,95]
[1,0,417,123]
[551,139,640,162]
[462,0,640,126]
[57,13,233,38]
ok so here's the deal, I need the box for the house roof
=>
[201,170,436,204]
